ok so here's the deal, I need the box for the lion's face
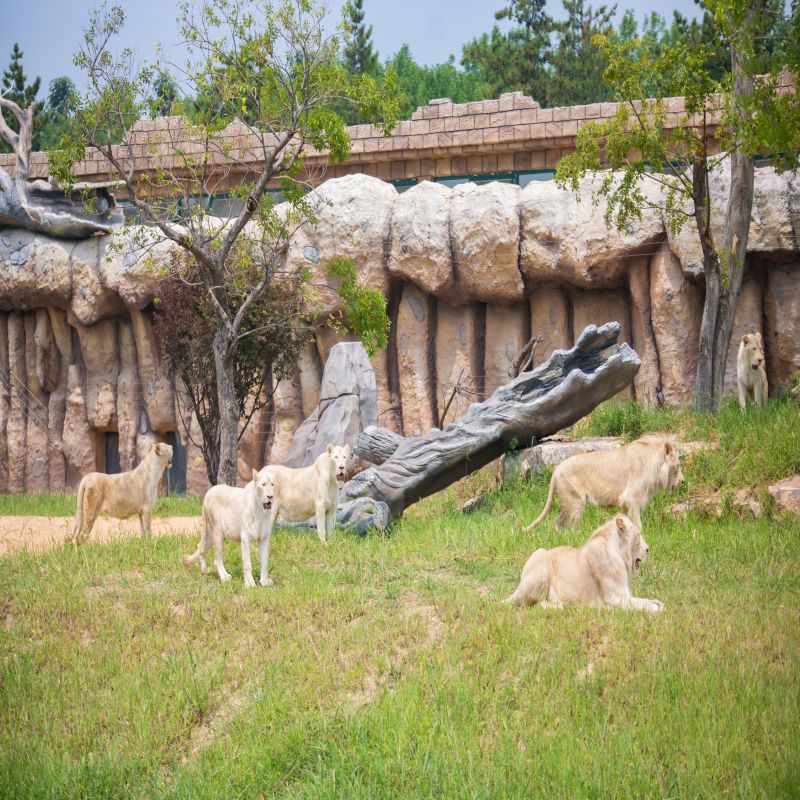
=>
[741,333,765,372]
[327,443,351,484]
[151,442,174,469]
[616,515,649,573]
[252,467,276,512]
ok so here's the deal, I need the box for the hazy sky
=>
[2,0,703,98]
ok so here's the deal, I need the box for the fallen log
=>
[337,322,639,529]
[354,426,404,465]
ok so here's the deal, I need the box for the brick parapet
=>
[0,89,727,188]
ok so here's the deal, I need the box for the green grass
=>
[0,493,202,517]
[1,403,799,799]
[575,395,800,495]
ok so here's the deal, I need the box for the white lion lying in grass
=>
[67,442,173,544]
[183,466,276,588]
[506,514,664,612]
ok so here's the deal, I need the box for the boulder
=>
[396,283,435,436]
[667,165,799,275]
[34,308,60,393]
[101,229,168,309]
[519,175,664,288]
[768,476,800,516]
[268,373,301,465]
[502,436,624,482]
[571,288,632,399]
[47,389,66,491]
[24,313,49,492]
[628,257,662,406]
[129,307,175,432]
[315,326,357,364]
[0,313,9,492]
[62,363,96,484]
[450,181,524,302]
[286,174,395,316]
[0,230,71,312]
[297,340,322,421]
[116,320,141,472]
[68,236,125,324]
[723,276,764,395]
[285,341,377,467]
[764,264,800,390]
[435,302,483,424]
[6,313,27,493]
[649,243,703,407]
[484,303,529,396]
[388,181,454,296]
[668,489,762,519]
[529,288,571,366]
[70,314,118,431]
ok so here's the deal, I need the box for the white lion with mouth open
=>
[505,514,664,612]
[183,466,277,588]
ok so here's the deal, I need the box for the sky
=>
[1,0,703,98]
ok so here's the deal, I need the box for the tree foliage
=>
[556,0,799,409]
[343,0,378,77]
[53,0,398,484]
[1,43,44,152]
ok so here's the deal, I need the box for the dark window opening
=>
[165,432,187,496]
[104,432,121,475]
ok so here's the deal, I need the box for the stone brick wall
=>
[0,91,724,191]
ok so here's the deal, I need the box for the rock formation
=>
[0,168,798,494]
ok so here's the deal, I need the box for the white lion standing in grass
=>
[67,442,173,544]
[264,443,350,544]
[183,466,277,588]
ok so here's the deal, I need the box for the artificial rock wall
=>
[1,167,798,494]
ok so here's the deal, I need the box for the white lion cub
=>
[183,467,276,588]
[737,333,768,410]
[265,443,350,543]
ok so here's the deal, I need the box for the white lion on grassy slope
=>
[506,514,664,612]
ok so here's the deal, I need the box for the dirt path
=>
[0,515,202,556]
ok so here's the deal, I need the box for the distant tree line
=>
[1,0,797,149]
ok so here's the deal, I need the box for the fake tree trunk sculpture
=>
[0,96,120,238]
[331,322,640,533]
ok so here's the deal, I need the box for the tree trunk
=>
[693,6,758,410]
[213,329,239,485]
[709,18,757,405]
[693,159,721,412]
[337,323,639,526]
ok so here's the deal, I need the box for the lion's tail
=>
[66,478,87,544]
[523,473,556,531]
[183,505,210,567]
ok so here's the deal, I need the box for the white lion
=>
[264,443,350,543]
[737,333,768,410]
[67,442,173,544]
[183,467,276,588]
[523,434,684,531]
[506,514,664,612]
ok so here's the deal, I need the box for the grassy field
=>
[0,493,202,517]
[0,399,798,799]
